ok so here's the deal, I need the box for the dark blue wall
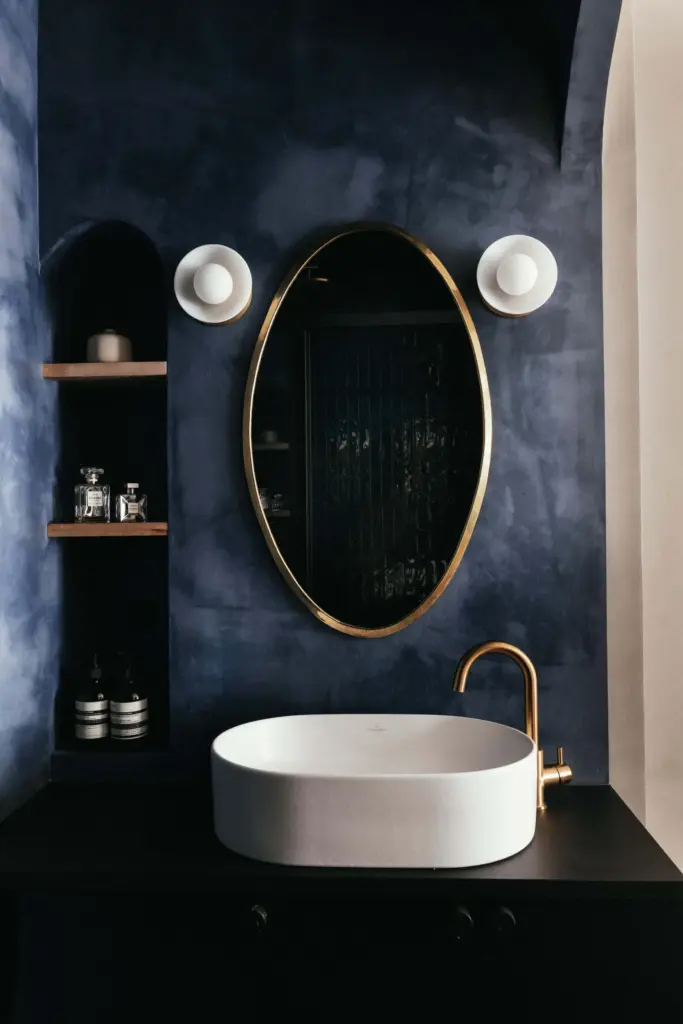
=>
[0,0,58,819]
[38,0,621,782]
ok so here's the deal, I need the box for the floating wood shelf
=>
[43,361,167,381]
[253,442,290,451]
[48,522,168,538]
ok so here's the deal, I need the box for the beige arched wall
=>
[603,0,644,821]
[604,0,683,865]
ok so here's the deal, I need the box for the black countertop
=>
[0,782,679,898]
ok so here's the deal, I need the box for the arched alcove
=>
[44,221,169,753]
[45,220,167,363]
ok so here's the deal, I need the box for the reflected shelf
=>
[279,309,466,329]
[253,442,290,451]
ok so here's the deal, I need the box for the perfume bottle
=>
[74,654,109,741]
[270,492,288,513]
[74,467,110,522]
[109,654,148,741]
[115,483,148,523]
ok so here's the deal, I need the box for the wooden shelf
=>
[253,442,290,451]
[43,361,167,381]
[48,522,168,538]
[281,310,464,329]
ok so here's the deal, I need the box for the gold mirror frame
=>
[243,223,492,638]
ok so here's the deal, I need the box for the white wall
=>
[604,0,683,865]
[603,0,645,821]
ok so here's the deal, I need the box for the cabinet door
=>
[243,895,482,1015]
[545,898,681,1011]
[470,897,683,1014]
[14,893,271,1023]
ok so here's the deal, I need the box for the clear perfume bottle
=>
[115,483,148,523]
[74,467,110,522]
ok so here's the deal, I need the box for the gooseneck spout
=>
[454,640,539,746]
[453,640,571,811]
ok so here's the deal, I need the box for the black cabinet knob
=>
[452,905,474,942]
[493,906,517,938]
[249,903,269,935]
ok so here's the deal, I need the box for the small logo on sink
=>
[367,724,386,732]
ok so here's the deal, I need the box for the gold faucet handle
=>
[542,746,573,787]
[555,747,573,784]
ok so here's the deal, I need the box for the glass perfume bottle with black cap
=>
[74,654,109,741]
[109,654,149,742]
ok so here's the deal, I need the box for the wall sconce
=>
[174,244,252,324]
[477,235,557,317]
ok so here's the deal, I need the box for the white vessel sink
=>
[211,714,537,869]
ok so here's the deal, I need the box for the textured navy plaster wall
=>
[0,0,58,818]
[38,0,621,782]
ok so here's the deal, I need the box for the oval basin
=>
[212,714,537,868]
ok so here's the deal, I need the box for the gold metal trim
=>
[243,222,493,638]
[480,295,528,319]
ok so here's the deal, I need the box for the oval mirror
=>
[244,224,491,637]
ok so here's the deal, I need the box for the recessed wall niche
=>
[44,222,169,753]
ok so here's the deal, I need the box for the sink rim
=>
[211,712,536,782]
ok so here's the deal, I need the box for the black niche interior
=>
[251,229,485,631]
[47,222,169,752]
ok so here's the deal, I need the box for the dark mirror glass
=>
[245,226,490,636]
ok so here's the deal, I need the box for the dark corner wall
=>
[38,0,621,782]
[0,0,58,819]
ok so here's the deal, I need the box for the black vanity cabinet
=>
[1,784,681,1021]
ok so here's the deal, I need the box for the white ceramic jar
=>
[86,329,132,362]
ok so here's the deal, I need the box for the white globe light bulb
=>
[496,252,538,297]
[193,262,234,305]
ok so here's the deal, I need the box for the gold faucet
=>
[453,641,572,811]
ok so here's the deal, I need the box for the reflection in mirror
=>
[244,225,491,637]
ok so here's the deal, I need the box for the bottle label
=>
[110,709,148,726]
[126,501,139,514]
[88,492,103,507]
[75,699,108,712]
[111,723,148,740]
[75,722,108,740]
[110,691,148,740]
[110,698,148,713]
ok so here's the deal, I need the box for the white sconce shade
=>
[477,235,558,317]
[174,244,252,324]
